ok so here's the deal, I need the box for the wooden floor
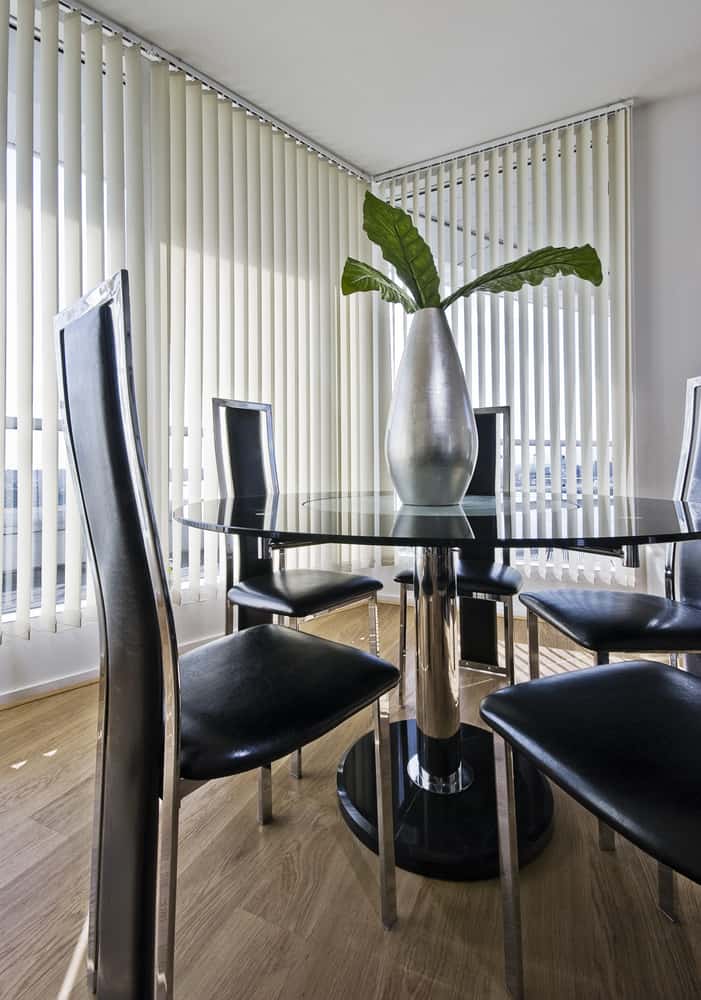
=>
[1,604,700,999]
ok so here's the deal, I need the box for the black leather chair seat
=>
[227,569,382,618]
[394,559,522,597]
[520,589,701,652]
[180,624,399,780]
[481,660,701,884]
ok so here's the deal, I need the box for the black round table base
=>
[337,720,554,881]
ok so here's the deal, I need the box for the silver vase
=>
[385,307,478,506]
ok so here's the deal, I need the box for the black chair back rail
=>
[212,398,279,606]
[56,272,177,997]
[671,377,701,605]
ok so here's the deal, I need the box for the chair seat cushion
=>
[180,624,399,780]
[480,660,701,884]
[520,589,701,652]
[228,569,382,618]
[394,560,522,597]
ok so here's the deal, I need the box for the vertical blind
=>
[375,107,633,582]
[1,0,376,638]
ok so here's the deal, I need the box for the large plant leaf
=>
[440,244,603,310]
[362,191,441,309]
[341,257,417,313]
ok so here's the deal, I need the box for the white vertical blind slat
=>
[516,139,530,489]
[272,129,286,487]
[217,101,234,400]
[593,115,612,497]
[448,160,459,347]
[577,121,594,497]
[475,153,486,408]
[125,45,149,480]
[561,125,578,496]
[318,159,331,493]
[60,12,84,626]
[461,157,472,397]
[610,110,632,494]
[502,144,516,492]
[489,147,500,405]
[168,71,186,600]
[246,117,261,401]
[283,136,298,492]
[104,37,125,277]
[259,124,273,407]
[532,134,547,496]
[39,1,59,631]
[83,27,104,291]
[295,145,309,498]
[184,81,203,599]
[307,154,320,503]
[545,129,562,497]
[201,91,219,590]
[14,0,35,637]
[232,111,248,399]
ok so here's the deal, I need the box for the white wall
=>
[632,89,701,595]
[632,89,701,499]
[0,598,225,706]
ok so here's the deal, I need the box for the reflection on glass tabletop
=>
[174,491,701,549]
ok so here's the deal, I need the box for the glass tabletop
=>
[174,491,701,549]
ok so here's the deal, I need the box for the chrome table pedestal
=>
[337,545,553,880]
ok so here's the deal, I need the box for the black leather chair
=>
[521,377,701,686]
[55,272,399,999]
[481,659,701,998]
[213,397,384,779]
[395,406,522,700]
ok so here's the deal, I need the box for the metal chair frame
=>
[396,405,517,703]
[213,397,380,787]
[57,274,396,999]
[524,377,701,929]
[493,720,682,999]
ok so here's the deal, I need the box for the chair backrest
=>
[460,406,511,559]
[469,406,511,496]
[212,398,279,497]
[55,271,177,996]
[671,377,701,608]
[212,398,279,581]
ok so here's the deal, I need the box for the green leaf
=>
[341,257,417,313]
[362,191,441,309]
[440,244,603,310]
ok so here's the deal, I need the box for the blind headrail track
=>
[39,1,371,182]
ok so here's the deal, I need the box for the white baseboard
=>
[0,666,100,709]
[0,631,229,710]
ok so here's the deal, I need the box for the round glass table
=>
[175,491,701,881]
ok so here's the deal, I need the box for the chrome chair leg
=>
[86,664,107,993]
[658,863,677,922]
[373,692,397,929]
[155,775,181,998]
[368,592,380,657]
[527,609,540,681]
[398,584,407,705]
[289,617,303,780]
[503,597,515,686]
[493,733,525,999]
[257,763,273,825]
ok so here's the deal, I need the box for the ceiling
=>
[89,0,701,175]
